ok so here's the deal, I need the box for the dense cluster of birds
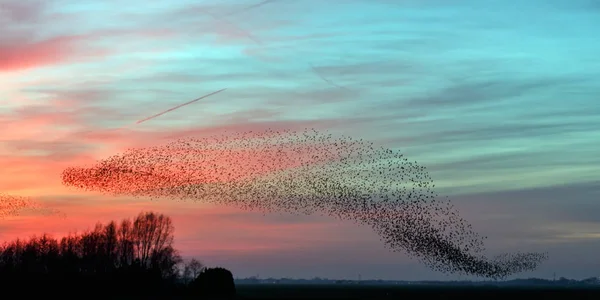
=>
[61,128,547,279]
[0,193,64,219]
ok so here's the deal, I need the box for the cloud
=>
[0,1,91,72]
[454,182,600,224]
[0,100,128,160]
[0,1,45,23]
[0,0,179,72]
[0,36,86,72]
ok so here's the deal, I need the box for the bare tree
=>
[183,258,205,283]
[0,210,187,294]
[103,221,118,270]
[151,245,182,279]
[132,211,175,268]
[117,218,134,267]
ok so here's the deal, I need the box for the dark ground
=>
[13,283,600,299]
[234,284,600,300]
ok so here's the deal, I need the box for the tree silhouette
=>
[191,267,237,298]
[132,211,175,268]
[183,258,205,284]
[0,211,185,297]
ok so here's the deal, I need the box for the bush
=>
[191,267,236,298]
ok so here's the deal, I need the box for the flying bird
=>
[0,193,66,219]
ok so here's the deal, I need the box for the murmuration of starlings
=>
[61,128,547,279]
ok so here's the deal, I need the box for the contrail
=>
[222,0,279,18]
[135,88,227,125]
[201,9,262,45]
[308,63,351,91]
[75,88,227,137]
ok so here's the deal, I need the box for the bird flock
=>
[62,128,547,279]
[0,193,65,219]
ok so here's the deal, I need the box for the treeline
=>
[0,211,235,298]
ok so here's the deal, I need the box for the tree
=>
[183,258,205,284]
[151,245,182,279]
[191,267,236,298]
[132,211,175,268]
[117,218,134,267]
[103,221,118,270]
[0,210,198,297]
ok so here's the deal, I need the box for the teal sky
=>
[1,0,599,280]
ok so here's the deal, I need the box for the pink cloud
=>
[0,1,46,23]
[0,28,178,72]
[0,0,288,73]
[1,12,176,72]
[0,36,85,72]
[0,2,90,71]
[0,102,124,147]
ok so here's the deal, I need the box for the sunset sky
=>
[1,0,599,280]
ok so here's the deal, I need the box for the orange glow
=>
[0,193,377,259]
[0,36,79,72]
[0,122,359,260]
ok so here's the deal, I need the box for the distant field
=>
[235,284,600,300]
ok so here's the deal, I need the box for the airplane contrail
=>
[135,88,227,125]
[201,9,262,45]
[75,88,227,137]
[308,63,351,91]
[222,0,279,18]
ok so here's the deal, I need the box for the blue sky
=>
[1,0,599,280]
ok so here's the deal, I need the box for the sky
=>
[1,0,599,281]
